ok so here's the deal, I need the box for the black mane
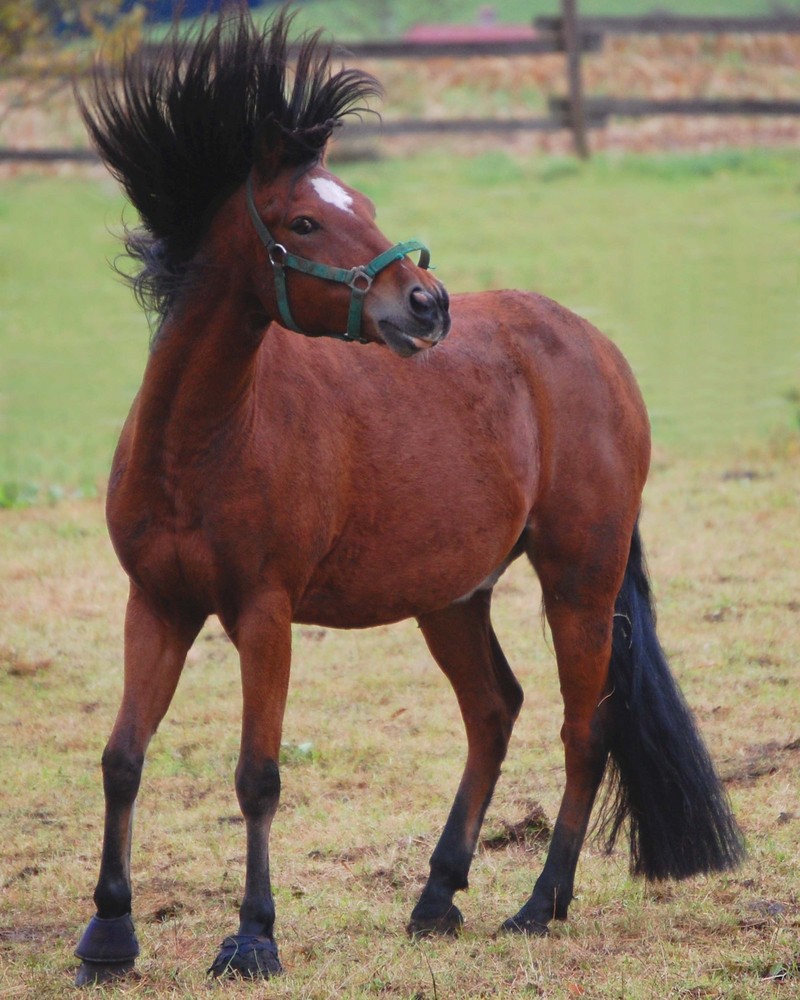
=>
[77,3,381,319]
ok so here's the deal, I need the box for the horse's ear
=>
[254,116,288,180]
[254,116,337,179]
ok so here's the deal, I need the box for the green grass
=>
[0,175,148,505]
[1,149,799,504]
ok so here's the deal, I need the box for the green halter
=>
[246,174,431,343]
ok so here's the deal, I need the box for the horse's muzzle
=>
[379,282,450,357]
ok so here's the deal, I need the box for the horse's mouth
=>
[377,315,451,358]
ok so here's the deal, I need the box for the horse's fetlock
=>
[428,855,470,895]
[239,897,276,936]
[94,876,133,919]
[531,877,573,924]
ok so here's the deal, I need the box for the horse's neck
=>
[131,280,264,465]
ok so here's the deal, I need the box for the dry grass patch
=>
[0,449,798,997]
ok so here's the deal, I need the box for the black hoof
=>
[208,934,283,979]
[407,904,464,938]
[501,913,550,936]
[75,913,139,985]
[75,959,137,986]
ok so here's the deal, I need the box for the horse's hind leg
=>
[75,587,201,985]
[502,535,624,935]
[408,589,523,936]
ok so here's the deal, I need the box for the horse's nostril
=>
[410,287,436,316]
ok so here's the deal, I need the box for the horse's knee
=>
[235,756,281,818]
[101,743,144,805]
[480,704,516,762]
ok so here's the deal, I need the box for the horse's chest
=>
[112,517,214,605]
[107,479,233,613]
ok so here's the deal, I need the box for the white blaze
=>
[310,177,354,214]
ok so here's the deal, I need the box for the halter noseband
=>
[246,174,431,343]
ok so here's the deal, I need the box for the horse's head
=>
[77,6,450,354]
[246,158,450,356]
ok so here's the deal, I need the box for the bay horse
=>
[73,6,743,984]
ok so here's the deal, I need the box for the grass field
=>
[1,143,799,995]
[2,149,799,505]
[1,458,798,997]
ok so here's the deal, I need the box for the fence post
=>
[561,0,590,158]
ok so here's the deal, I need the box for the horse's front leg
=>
[208,594,292,980]
[75,587,201,985]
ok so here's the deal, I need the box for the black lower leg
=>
[502,818,584,934]
[209,757,283,979]
[410,596,522,938]
[75,744,143,984]
[503,726,608,935]
[408,791,487,937]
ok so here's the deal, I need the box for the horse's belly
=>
[294,509,526,628]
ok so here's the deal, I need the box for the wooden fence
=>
[3,3,800,162]
[343,6,800,158]
[537,8,800,154]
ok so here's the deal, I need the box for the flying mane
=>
[77,4,381,319]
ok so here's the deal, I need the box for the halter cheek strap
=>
[246,174,431,343]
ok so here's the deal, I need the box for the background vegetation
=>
[2,149,799,504]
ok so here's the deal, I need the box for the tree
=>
[1,0,146,126]
[1,0,146,75]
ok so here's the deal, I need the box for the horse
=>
[73,6,744,984]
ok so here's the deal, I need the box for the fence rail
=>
[549,96,800,126]
[289,34,605,58]
[535,13,800,34]
[3,5,800,162]
[0,148,98,163]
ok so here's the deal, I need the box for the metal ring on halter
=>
[345,266,374,294]
[268,243,288,267]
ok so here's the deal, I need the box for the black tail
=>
[597,523,745,879]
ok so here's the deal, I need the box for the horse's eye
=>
[290,216,317,235]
